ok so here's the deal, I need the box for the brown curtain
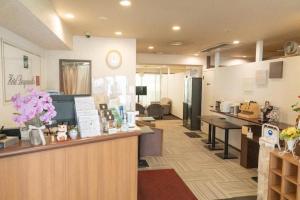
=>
[61,62,90,95]
[62,63,78,95]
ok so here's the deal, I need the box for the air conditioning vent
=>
[201,43,231,52]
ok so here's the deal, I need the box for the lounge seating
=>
[136,103,146,116]
[160,97,172,115]
[146,104,163,119]
[151,98,172,115]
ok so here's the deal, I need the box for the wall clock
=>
[106,50,122,69]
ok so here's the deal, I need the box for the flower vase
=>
[287,140,296,151]
[29,129,42,145]
[28,125,46,146]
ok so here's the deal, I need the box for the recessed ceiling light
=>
[170,41,183,46]
[65,13,75,19]
[233,40,240,44]
[98,16,108,20]
[242,55,247,58]
[115,31,123,36]
[172,25,181,31]
[193,53,200,56]
[120,0,131,7]
[148,46,154,50]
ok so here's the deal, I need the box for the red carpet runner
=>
[138,169,198,200]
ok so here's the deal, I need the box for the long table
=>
[199,115,241,159]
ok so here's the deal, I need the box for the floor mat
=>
[163,114,181,120]
[184,131,202,138]
[138,169,197,200]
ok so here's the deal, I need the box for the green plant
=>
[291,96,300,113]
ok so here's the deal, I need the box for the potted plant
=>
[280,127,300,156]
[11,89,57,145]
[291,96,300,128]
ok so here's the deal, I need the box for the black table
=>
[199,115,223,145]
[210,119,241,159]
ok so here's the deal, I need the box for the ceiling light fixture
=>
[170,41,183,46]
[120,0,131,7]
[98,16,108,20]
[115,31,123,36]
[65,13,75,19]
[193,53,200,56]
[233,40,240,44]
[172,25,181,31]
[148,46,154,50]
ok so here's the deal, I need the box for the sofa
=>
[151,97,172,115]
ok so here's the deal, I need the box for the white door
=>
[202,70,215,115]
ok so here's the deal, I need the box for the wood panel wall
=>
[0,136,138,200]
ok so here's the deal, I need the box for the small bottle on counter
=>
[247,128,253,139]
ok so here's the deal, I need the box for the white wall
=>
[137,53,205,66]
[161,73,185,118]
[0,26,45,128]
[46,36,136,108]
[202,56,300,149]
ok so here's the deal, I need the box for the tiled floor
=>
[141,120,257,200]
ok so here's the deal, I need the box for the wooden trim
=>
[59,59,92,95]
[0,131,141,158]
[0,136,138,200]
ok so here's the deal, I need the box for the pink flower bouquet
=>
[11,89,57,127]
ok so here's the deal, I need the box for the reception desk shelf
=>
[269,151,300,200]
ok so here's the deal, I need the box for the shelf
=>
[285,176,298,185]
[284,193,296,200]
[271,185,281,194]
[271,168,282,176]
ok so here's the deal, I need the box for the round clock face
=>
[106,50,122,69]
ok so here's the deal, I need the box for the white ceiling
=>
[51,0,300,56]
[0,0,69,49]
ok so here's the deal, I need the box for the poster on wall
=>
[2,41,41,102]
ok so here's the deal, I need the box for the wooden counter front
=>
[0,132,140,200]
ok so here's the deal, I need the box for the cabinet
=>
[183,77,202,130]
[269,151,300,200]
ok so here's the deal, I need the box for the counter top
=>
[0,130,141,159]
[210,110,291,130]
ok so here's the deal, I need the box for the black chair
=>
[146,104,163,119]
[136,103,146,116]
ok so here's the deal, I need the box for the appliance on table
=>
[220,101,232,113]
[238,101,260,119]
[183,77,202,130]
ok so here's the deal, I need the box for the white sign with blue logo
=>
[262,124,280,149]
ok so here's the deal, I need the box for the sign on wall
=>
[2,41,41,102]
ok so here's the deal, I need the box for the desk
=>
[0,131,140,200]
[210,119,241,159]
[211,110,290,130]
[199,115,224,144]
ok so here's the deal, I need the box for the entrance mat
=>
[138,169,197,200]
[184,132,202,138]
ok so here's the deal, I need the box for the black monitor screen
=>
[50,95,89,125]
[136,86,147,95]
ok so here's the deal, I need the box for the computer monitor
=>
[50,95,89,125]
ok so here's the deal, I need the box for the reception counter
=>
[0,131,140,200]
